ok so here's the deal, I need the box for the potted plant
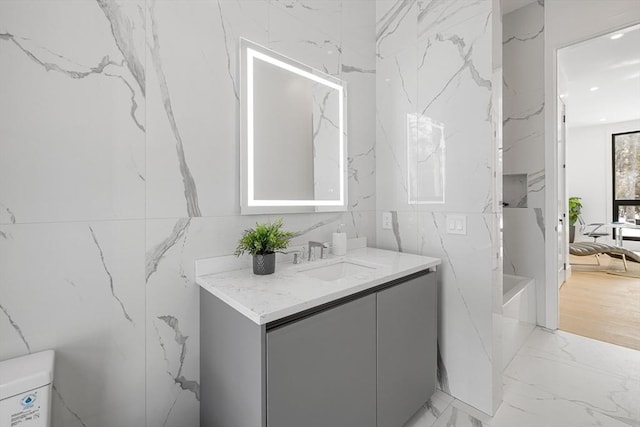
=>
[568,196,582,243]
[235,218,295,275]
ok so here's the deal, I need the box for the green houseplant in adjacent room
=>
[568,196,582,243]
[235,218,295,275]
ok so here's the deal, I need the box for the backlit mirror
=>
[240,38,347,214]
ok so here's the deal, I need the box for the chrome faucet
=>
[308,241,328,261]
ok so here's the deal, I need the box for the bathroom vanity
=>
[196,246,441,427]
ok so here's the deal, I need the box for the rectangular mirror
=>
[240,38,347,214]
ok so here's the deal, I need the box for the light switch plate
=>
[446,214,467,235]
[382,211,392,230]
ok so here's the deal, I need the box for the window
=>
[612,130,640,241]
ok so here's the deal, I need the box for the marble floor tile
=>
[413,327,640,427]
[405,390,455,427]
[498,329,640,426]
[492,377,638,427]
[429,403,489,427]
[521,328,640,381]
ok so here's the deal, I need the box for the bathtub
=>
[502,274,536,370]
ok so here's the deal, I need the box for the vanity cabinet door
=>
[266,294,376,427]
[377,273,437,427]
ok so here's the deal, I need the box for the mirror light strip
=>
[248,48,343,91]
[246,46,345,207]
[251,200,344,207]
[247,48,255,207]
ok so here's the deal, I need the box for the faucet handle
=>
[291,247,306,264]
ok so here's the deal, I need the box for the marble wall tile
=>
[274,210,376,248]
[0,220,146,427]
[146,218,199,427]
[340,1,376,212]
[142,1,377,424]
[0,0,146,224]
[268,2,341,76]
[376,209,420,254]
[502,3,545,205]
[343,67,377,212]
[144,0,377,219]
[145,215,271,427]
[376,0,419,60]
[502,1,545,326]
[376,0,496,214]
[266,1,377,218]
[417,0,492,40]
[143,211,375,426]
[144,214,284,426]
[375,31,418,211]
[503,209,545,277]
[416,4,494,214]
[270,0,343,44]
[341,0,376,70]
[418,212,496,411]
[503,113,544,183]
[502,208,544,320]
[145,0,270,219]
[503,1,544,145]
[376,0,501,416]
[2,1,377,426]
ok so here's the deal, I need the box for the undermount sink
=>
[299,259,377,281]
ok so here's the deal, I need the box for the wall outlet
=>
[446,214,467,235]
[382,211,392,230]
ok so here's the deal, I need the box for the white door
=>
[557,99,567,287]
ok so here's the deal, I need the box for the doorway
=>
[556,23,640,350]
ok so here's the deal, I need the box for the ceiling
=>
[558,24,640,128]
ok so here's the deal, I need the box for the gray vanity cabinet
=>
[266,294,377,427]
[200,270,437,427]
[377,273,437,427]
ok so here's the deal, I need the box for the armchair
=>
[578,215,609,241]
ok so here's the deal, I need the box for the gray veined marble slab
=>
[196,247,440,325]
[404,328,640,427]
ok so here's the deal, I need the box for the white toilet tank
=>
[0,350,54,427]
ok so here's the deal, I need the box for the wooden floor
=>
[560,255,640,351]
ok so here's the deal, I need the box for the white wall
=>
[544,0,640,329]
[567,119,640,251]
[375,0,502,415]
[0,1,377,426]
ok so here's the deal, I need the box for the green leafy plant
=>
[568,197,582,226]
[234,218,295,256]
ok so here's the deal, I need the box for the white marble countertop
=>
[195,247,441,325]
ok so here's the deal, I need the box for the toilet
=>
[0,350,54,427]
